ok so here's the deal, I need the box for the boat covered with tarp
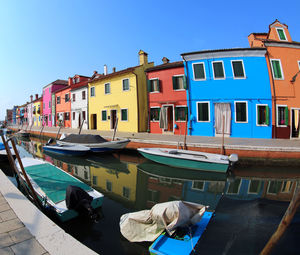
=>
[42,143,90,156]
[57,134,130,152]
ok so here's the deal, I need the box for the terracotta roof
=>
[54,85,71,94]
[145,61,183,72]
[263,39,300,46]
[181,47,266,56]
[43,79,68,89]
[71,80,89,91]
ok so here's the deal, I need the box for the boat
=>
[57,134,130,153]
[16,157,104,222]
[15,129,30,138]
[149,211,213,255]
[137,148,238,173]
[0,142,15,162]
[42,144,90,156]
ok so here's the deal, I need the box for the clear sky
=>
[0,0,299,120]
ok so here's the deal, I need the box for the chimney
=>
[138,50,148,65]
[35,94,38,100]
[30,95,33,102]
[162,57,170,64]
[104,65,108,75]
[112,67,116,73]
[68,77,72,86]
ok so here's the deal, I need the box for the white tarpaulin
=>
[119,200,207,242]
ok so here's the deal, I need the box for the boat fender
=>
[228,154,238,163]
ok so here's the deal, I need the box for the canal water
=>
[2,135,300,255]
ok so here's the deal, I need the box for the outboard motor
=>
[46,138,54,145]
[66,185,100,222]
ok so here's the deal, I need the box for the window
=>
[276,28,287,41]
[175,106,188,121]
[82,90,86,100]
[231,60,245,78]
[281,181,293,193]
[123,187,130,199]
[121,109,128,121]
[248,180,262,194]
[57,96,61,104]
[76,77,80,83]
[257,105,269,126]
[150,108,160,121]
[147,79,160,92]
[106,181,112,191]
[122,79,129,91]
[64,112,70,120]
[102,110,107,121]
[212,61,225,79]
[49,101,51,108]
[148,190,160,203]
[235,102,247,123]
[105,83,110,94]
[172,75,186,90]
[56,113,59,120]
[271,59,284,79]
[65,93,70,102]
[267,181,282,195]
[277,105,288,126]
[92,176,98,186]
[298,61,300,70]
[82,111,86,120]
[43,103,45,109]
[73,112,75,120]
[192,181,204,191]
[227,179,241,194]
[90,87,95,97]
[72,94,75,102]
[197,102,210,122]
[193,63,206,80]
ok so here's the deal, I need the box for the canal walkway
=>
[8,125,300,161]
[0,170,98,255]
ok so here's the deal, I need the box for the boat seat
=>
[168,150,178,155]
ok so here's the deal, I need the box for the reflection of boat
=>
[16,157,104,222]
[138,161,228,181]
[15,130,30,138]
[43,144,90,156]
[149,211,213,255]
[57,134,130,153]
[138,148,238,173]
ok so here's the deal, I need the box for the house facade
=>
[145,59,188,135]
[33,95,42,127]
[248,20,300,139]
[70,74,92,130]
[88,50,154,132]
[42,80,68,127]
[181,48,272,139]
[55,86,71,127]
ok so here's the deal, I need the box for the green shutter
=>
[172,76,177,90]
[175,107,178,121]
[285,106,289,125]
[265,106,269,125]
[183,75,187,89]
[147,79,151,92]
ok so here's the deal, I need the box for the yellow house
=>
[88,50,154,132]
[33,97,42,127]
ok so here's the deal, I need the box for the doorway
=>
[78,112,81,128]
[111,110,117,130]
[91,114,97,130]
[291,108,300,138]
[214,103,231,136]
[160,105,174,132]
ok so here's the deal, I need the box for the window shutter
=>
[183,75,187,89]
[265,106,269,125]
[172,76,177,90]
[257,107,260,125]
[147,79,151,92]
[175,107,178,121]
[285,106,289,125]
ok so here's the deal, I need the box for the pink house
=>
[42,80,68,127]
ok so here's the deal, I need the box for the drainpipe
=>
[133,71,140,132]
[266,51,277,138]
[182,55,192,135]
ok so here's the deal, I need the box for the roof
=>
[33,97,42,103]
[89,67,135,84]
[145,61,183,72]
[54,85,71,94]
[263,39,300,46]
[70,80,89,91]
[43,79,68,89]
[181,47,266,56]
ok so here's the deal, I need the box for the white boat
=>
[42,144,90,156]
[57,134,130,153]
[138,148,238,173]
[16,157,104,222]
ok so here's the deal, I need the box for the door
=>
[111,110,117,130]
[91,114,97,129]
[159,105,174,132]
[291,108,300,138]
[78,112,81,128]
[214,103,231,136]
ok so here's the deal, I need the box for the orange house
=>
[55,86,71,127]
[248,20,300,139]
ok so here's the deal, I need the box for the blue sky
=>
[0,0,299,120]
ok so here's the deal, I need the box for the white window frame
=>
[247,179,261,194]
[226,178,242,195]
[196,101,210,122]
[270,59,284,80]
[276,27,287,41]
[192,62,206,81]
[90,86,95,97]
[104,83,111,94]
[150,106,160,122]
[101,110,107,121]
[172,74,185,91]
[231,60,246,79]
[191,181,205,191]
[120,108,128,122]
[212,61,226,80]
[234,101,248,123]
[256,104,268,126]
[149,78,160,93]
[276,104,288,127]
[122,78,130,91]
[175,105,188,122]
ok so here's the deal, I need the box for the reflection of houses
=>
[73,165,91,184]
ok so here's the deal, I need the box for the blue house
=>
[181,48,272,138]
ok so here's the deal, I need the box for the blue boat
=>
[149,211,213,255]
[42,144,90,156]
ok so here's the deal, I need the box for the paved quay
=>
[0,170,98,255]
[9,125,300,161]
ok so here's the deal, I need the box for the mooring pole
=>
[221,114,225,155]
[112,117,118,141]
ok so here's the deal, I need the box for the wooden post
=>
[260,182,300,255]
[39,122,45,140]
[56,125,62,141]
[79,119,84,135]
[1,135,16,176]
[221,114,225,155]
[112,117,118,141]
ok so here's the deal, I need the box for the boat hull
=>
[42,145,90,156]
[138,150,229,173]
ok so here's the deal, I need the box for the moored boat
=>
[16,157,104,222]
[138,148,238,173]
[0,142,15,162]
[57,134,130,153]
[42,144,90,156]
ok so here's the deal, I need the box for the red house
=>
[145,58,188,135]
